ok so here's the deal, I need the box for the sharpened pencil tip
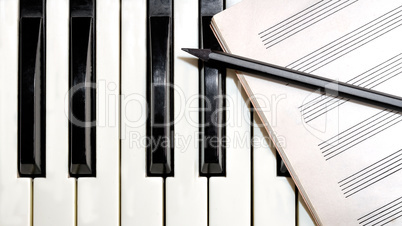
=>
[181,48,211,61]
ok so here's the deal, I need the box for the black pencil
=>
[182,48,402,112]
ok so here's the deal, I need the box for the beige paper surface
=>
[213,0,402,225]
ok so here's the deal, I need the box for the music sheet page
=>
[213,0,402,225]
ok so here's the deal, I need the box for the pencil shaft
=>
[190,49,402,111]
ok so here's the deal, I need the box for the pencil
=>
[182,48,402,112]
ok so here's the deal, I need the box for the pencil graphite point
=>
[181,48,211,61]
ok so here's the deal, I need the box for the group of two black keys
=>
[20,0,96,178]
[19,0,289,179]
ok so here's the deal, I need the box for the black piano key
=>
[70,0,94,17]
[69,0,96,177]
[276,150,291,177]
[200,0,223,17]
[18,0,46,177]
[20,0,44,17]
[146,0,174,177]
[199,0,226,176]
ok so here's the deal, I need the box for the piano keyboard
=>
[0,0,316,225]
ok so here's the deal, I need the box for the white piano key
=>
[208,70,251,226]
[76,0,120,225]
[166,0,208,225]
[33,0,76,225]
[0,1,32,225]
[209,1,250,224]
[253,112,296,225]
[121,0,164,225]
[297,192,317,226]
[226,0,242,7]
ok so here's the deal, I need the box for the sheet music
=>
[213,0,402,225]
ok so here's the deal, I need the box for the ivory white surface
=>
[208,1,252,224]
[208,68,251,226]
[33,0,76,225]
[121,0,164,225]
[77,0,120,225]
[253,112,296,225]
[0,1,32,225]
[166,0,208,225]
